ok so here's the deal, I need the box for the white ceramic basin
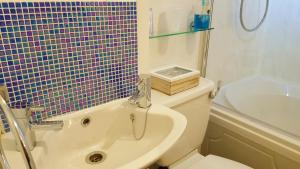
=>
[1,98,186,169]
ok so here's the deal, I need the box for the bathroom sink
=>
[1,98,186,169]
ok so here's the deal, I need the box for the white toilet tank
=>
[157,93,211,166]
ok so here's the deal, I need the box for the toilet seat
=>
[189,155,252,169]
[170,152,252,169]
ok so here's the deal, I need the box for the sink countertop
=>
[152,78,215,107]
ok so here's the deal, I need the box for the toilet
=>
[156,92,253,169]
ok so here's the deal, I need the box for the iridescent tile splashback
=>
[0,1,138,131]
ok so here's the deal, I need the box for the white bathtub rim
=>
[222,75,300,95]
[211,104,300,163]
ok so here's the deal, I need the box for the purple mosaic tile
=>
[0,1,138,132]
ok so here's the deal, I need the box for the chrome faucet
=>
[129,74,152,108]
[15,105,64,150]
[209,80,222,99]
[0,84,64,169]
[0,85,37,169]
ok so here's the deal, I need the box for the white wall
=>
[137,0,150,74]
[138,0,207,73]
[206,0,300,85]
[260,0,300,84]
[206,0,265,85]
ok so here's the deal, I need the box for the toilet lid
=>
[190,155,253,169]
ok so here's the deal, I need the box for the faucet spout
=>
[27,105,64,129]
[30,120,64,130]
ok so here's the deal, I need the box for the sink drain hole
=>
[86,151,106,164]
[81,117,91,127]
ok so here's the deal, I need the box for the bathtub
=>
[224,76,300,138]
[203,76,300,169]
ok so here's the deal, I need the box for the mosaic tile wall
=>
[0,1,138,131]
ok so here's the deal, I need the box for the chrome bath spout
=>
[0,88,37,169]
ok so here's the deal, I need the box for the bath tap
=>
[209,80,222,99]
[129,74,152,108]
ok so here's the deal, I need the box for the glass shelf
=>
[149,28,214,39]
